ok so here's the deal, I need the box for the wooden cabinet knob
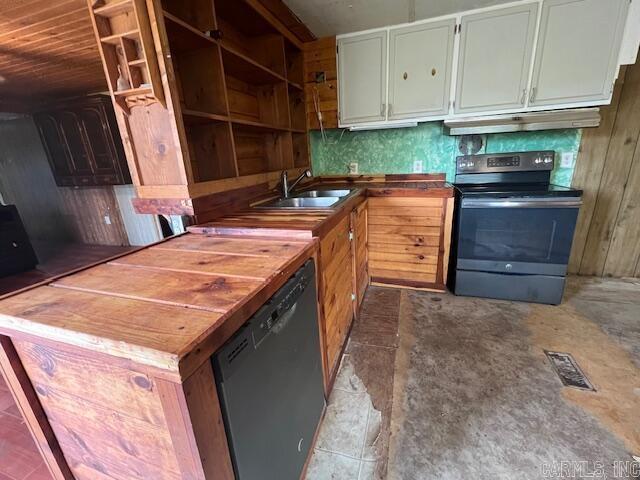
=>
[431,68,437,76]
[403,72,408,80]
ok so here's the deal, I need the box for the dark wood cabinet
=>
[34,96,131,187]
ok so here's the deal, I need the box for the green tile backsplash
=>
[310,122,582,186]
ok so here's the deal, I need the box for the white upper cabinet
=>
[455,3,538,114]
[529,0,629,107]
[338,31,388,124]
[388,20,456,120]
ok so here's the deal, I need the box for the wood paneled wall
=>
[304,37,338,130]
[569,62,640,278]
[0,116,130,249]
[58,187,129,246]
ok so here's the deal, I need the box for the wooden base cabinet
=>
[367,196,453,291]
[318,214,354,378]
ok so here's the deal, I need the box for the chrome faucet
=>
[281,169,312,198]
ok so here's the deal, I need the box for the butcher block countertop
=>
[0,233,317,380]
[188,174,455,238]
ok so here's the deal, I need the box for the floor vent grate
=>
[545,351,596,391]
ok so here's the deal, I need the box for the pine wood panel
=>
[318,215,353,376]
[303,36,338,130]
[58,186,130,246]
[368,196,449,291]
[570,61,640,277]
[0,233,315,376]
[352,200,368,310]
[14,338,183,480]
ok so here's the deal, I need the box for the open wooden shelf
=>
[163,11,217,52]
[230,117,291,133]
[186,120,237,182]
[100,29,139,45]
[162,0,216,32]
[220,45,288,86]
[90,0,164,110]
[94,0,133,18]
[182,109,229,125]
[91,0,311,212]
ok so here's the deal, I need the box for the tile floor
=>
[307,288,401,480]
[307,277,640,479]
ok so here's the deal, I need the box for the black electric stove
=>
[448,151,583,305]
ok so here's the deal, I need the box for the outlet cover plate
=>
[560,152,575,168]
[348,162,358,175]
[413,160,423,173]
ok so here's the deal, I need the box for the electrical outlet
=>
[413,160,423,173]
[348,162,358,175]
[560,152,575,168]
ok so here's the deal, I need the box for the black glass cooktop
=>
[455,183,583,198]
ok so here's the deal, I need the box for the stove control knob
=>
[505,263,513,271]
[534,158,542,164]
[460,162,467,168]
[544,157,552,164]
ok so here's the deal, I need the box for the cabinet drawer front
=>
[95,174,123,185]
[73,175,96,187]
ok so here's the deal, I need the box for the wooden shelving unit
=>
[162,0,310,185]
[89,0,165,111]
[88,0,311,219]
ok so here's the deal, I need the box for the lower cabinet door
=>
[367,196,445,289]
[320,215,354,377]
[351,200,369,312]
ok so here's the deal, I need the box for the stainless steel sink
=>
[295,189,352,198]
[257,197,341,209]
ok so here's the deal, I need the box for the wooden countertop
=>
[188,175,454,238]
[0,233,316,380]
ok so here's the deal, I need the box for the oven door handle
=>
[461,198,583,208]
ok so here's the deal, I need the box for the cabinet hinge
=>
[351,293,356,301]
[336,45,339,54]
[349,231,354,241]
[455,24,462,34]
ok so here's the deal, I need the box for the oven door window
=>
[458,206,579,266]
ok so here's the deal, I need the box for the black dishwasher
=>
[212,259,325,480]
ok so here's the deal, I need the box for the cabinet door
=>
[319,215,354,377]
[338,31,387,124]
[454,3,538,114]
[530,0,629,107]
[34,114,74,184]
[57,111,94,176]
[351,200,368,313]
[78,106,118,177]
[389,20,455,120]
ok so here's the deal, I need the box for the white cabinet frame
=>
[336,0,632,129]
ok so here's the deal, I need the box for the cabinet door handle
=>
[520,88,527,104]
[381,103,386,117]
[388,103,393,116]
[529,87,537,104]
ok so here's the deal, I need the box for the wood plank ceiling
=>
[0,0,313,110]
[0,0,107,108]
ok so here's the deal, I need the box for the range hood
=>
[444,108,601,135]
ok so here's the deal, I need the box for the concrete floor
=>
[307,277,640,479]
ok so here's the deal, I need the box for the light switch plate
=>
[413,160,423,173]
[560,152,575,168]
[104,215,112,225]
[348,162,358,175]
